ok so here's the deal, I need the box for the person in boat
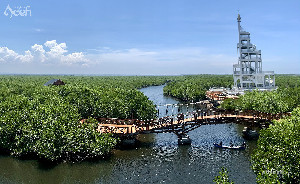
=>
[219,141,223,147]
[241,142,246,147]
[230,142,234,147]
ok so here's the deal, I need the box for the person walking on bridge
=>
[193,112,198,121]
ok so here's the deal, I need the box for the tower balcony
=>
[241,49,261,54]
[240,31,250,35]
[239,58,262,62]
[233,71,257,75]
[235,71,275,75]
[240,37,250,41]
[238,43,254,48]
[260,71,275,75]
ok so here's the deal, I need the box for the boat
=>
[178,134,192,145]
[213,143,245,150]
[242,127,259,140]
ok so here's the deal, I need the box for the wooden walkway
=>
[88,110,287,135]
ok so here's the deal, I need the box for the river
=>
[0,85,257,184]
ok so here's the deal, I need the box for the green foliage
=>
[213,167,234,184]
[221,87,300,114]
[238,90,290,114]
[0,75,170,162]
[252,107,300,183]
[219,98,237,111]
[163,75,233,102]
[58,86,156,120]
[275,74,300,88]
[0,87,117,162]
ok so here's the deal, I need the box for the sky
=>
[0,0,299,75]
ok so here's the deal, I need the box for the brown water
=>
[0,85,257,184]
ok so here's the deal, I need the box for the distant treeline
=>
[163,75,233,102]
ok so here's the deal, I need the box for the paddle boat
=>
[213,143,246,150]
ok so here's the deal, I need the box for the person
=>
[230,142,234,147]
[241,142,246,147]
[194,113,198,121]
[219,141,223,147]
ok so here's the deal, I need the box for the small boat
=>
[178,134,192,145]
[213,143,245,150]
[242,127,259,140]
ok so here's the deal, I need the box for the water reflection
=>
[0,155,114,183]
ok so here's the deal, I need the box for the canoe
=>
[213,143,245,150]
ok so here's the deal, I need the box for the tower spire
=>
[237,13,241,22]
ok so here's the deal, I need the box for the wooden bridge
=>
[94,114,255,135]
[81,109,289,144]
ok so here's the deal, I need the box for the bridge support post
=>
[120,134,138,148]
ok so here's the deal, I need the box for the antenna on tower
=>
[237,10,241,22]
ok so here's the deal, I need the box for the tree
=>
[213,167,234,184]
[252,107,300,183]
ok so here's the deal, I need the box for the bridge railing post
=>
[171,117,174,131]
[146,120,150,131]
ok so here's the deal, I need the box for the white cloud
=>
[31,44,46,62]
[63,52,87,64]
[0,40,88,65]
[1,43,237,74]
[44,40,67,58]
[34,28,44,32]
[87,47,235,75]
[0,47,19,62]
[94,48,158,63]
[17,50,33,63]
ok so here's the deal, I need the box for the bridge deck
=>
[95,114,270,135]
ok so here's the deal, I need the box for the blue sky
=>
[0,0,299,75]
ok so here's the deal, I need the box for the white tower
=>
[233,14,275,90]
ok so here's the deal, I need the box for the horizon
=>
[1,73,299,76]
[1,0,299,75]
